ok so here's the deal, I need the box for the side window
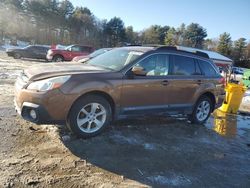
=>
[37,47,47,53]
[171,55,196,76]
[71,46,81,52]
[81,46,92,53]
[198,60,217,76]
[195,61,202,75]
[135,54,169,76]
[27,46,35,51]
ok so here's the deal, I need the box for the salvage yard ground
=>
[0,52,250,187]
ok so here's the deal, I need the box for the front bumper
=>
[14,87,78,124]
[14,100,54,124]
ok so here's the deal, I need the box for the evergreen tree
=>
[217,32,232,57]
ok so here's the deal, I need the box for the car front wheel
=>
[189,96,213,124]
[67,95,112,138]
[52,55,64,62]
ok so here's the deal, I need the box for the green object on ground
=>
[242,69,250,88]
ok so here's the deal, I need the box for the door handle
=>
[161,80,169,86]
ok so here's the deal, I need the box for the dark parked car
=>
[6,45,50,60]
[15,46,225,138]
[46,44,94,62]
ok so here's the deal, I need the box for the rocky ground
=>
[0,52,250,188]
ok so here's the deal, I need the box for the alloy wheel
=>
[196,100,211,122]
[76,102,107,133]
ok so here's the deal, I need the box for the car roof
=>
[119,46,210,60]
[118,46,154,53]
[28,45,50,48]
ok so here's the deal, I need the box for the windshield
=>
[89,48,110,58]
[86,48,143,71]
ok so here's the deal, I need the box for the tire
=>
[189,95,213,124]
[52,55,64,62]
[66,95,112,138]
[13,53,21,59]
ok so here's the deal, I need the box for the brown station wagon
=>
[14,46,225,138]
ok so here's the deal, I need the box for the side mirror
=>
[131,66,146,76]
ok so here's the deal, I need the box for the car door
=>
[23,46,35,58]
[69,45,83,59]
[35,47,48,59]
[120,53,170,114]
[166,54,203,109]
[30,47,41,59]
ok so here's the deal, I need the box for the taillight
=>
[219,77,226,86]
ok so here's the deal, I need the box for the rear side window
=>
[81,46,92,53]
[171,55,196,75]
[198,60,217,76]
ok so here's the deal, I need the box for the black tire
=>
[66,95,112,138]
[189,95,213,124]
[52,55,64,62]
[13,53,21,59]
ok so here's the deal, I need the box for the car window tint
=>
[135,54,169,76]
[195,61,202,75]
[81,46,92,53]
[198,60,217,76]
[171,55,195,76]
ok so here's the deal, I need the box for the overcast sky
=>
[71,0,250,40]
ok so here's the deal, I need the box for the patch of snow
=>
[147,174,192,186]
[110,133,142,145]
[242,96,250,104]
[0,71,21,79]
[143,143,157,150]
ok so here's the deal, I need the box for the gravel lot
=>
[0,52,250,187]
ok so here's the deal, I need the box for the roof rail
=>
[156,46,177,51]
[155,45,209,59]
[194,51,209,58]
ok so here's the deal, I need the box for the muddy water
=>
[207,110,250,138]
[0,52,250,187]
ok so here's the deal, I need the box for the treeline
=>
[0,0,249,67]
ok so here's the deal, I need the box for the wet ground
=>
[0,52,250,187]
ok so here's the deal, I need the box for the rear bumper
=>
[46,54,53,61]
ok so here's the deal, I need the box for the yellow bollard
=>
[219,83,247,114]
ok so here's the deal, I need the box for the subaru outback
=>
[14,46,225,138]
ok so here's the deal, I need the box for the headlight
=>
[27,75,71,91]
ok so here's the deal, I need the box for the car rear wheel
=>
[14,53,21,59]
[52,55,64,62]
[189,95,213,124]
[67,95,112,138]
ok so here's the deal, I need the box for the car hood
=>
[24,62,108,81]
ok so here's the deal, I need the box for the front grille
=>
[15,71,29,90]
